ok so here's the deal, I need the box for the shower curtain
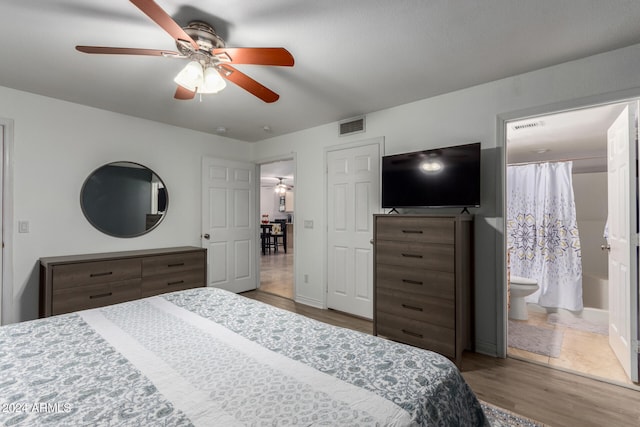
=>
[507,161,583,311]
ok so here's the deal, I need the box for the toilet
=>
[508,275,539,320]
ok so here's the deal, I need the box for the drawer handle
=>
[402,279,423,285]
[401,329,423,338]
[167,280,185,286]
[89,271,113,278]
[402,304,423,312]
[401,253,423,259]
[167,263,185,268]
[89,292,112,299]
[402,229,423,234]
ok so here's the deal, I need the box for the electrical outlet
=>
[304,220,313,229]
[18,221,29,233]
[304,274,309,283]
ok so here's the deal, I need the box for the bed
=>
[0,288,488,426]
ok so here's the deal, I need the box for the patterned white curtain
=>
[507,161,583,311]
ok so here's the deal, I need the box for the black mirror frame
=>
[80,161,168,238]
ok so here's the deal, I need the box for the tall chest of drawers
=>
[39,246,206,317]
[373,214,473,366]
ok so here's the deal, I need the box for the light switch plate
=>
[304,220,313,229]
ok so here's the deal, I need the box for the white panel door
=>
[202,157,256,293]
[606,103,639,382]
[327,142,380,318]
[0,125,3,323]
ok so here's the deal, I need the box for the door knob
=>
[203,233,210,240]
[601,244,610,251]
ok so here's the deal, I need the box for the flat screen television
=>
[381,142,481,208]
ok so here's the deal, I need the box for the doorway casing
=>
[496,88,640,366]
[0,118,14,326]
[256,153,297,300]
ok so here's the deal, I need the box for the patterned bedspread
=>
[0,288,488,426]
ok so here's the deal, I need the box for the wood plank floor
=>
[242,290,640,427]
[259,252,294,299]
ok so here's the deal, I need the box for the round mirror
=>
[81,161,168,238]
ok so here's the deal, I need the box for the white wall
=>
[259,187,289,222]
[260,186,276,220]
[573,172,608,278]
[252,43,640,355]
[573,171,609,310]
[0,86,251,323]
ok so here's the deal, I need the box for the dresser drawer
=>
[141,269,205,297]
[40,247,206,318]
[376,287,455,329]
[376,312,455,358]
[51,278,141,315]
[372,215,472,367]
[376,240,454,271]
[52,259,141,290]
[142,251,205,277]
[375,217,454,244]
[376,264,454,300]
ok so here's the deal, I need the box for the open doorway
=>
[259,160,294,299]
[505,101,639,387]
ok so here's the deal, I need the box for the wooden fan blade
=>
[76,46,182,57]
[130,0,199,50]
[218,64,280,103]
[174,85,196,100]
[212,48,294,66]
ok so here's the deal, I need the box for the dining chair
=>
[271,222,287,253]
[260,224,274,255]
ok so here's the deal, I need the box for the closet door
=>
[326,141,381,319]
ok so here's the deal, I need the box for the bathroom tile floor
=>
[508,311,635,386]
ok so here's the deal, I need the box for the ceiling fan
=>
[274,177,292,194]
[75,0,294,102]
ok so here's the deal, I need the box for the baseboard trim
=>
[475,340,498,357]
[294,295,324,309]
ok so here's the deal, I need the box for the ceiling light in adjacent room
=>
[274,178,287,194]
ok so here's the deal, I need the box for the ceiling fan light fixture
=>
[75,1,294,103]
[200,67,227,94]
[174,60,203,92]
[274,178,287,194]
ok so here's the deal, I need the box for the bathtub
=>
[527,272,609,326]
[582,273,608,311]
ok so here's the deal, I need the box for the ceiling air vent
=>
[339,116,366,136]
[512,120,544,131]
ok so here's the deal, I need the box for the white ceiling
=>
[260,159,294,187]
[3,1,640,142]
[507,102,628,173]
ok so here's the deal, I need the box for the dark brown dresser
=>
[373,214,473,366]
[39,246,206,317]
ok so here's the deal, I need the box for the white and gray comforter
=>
[0,288,488,426]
